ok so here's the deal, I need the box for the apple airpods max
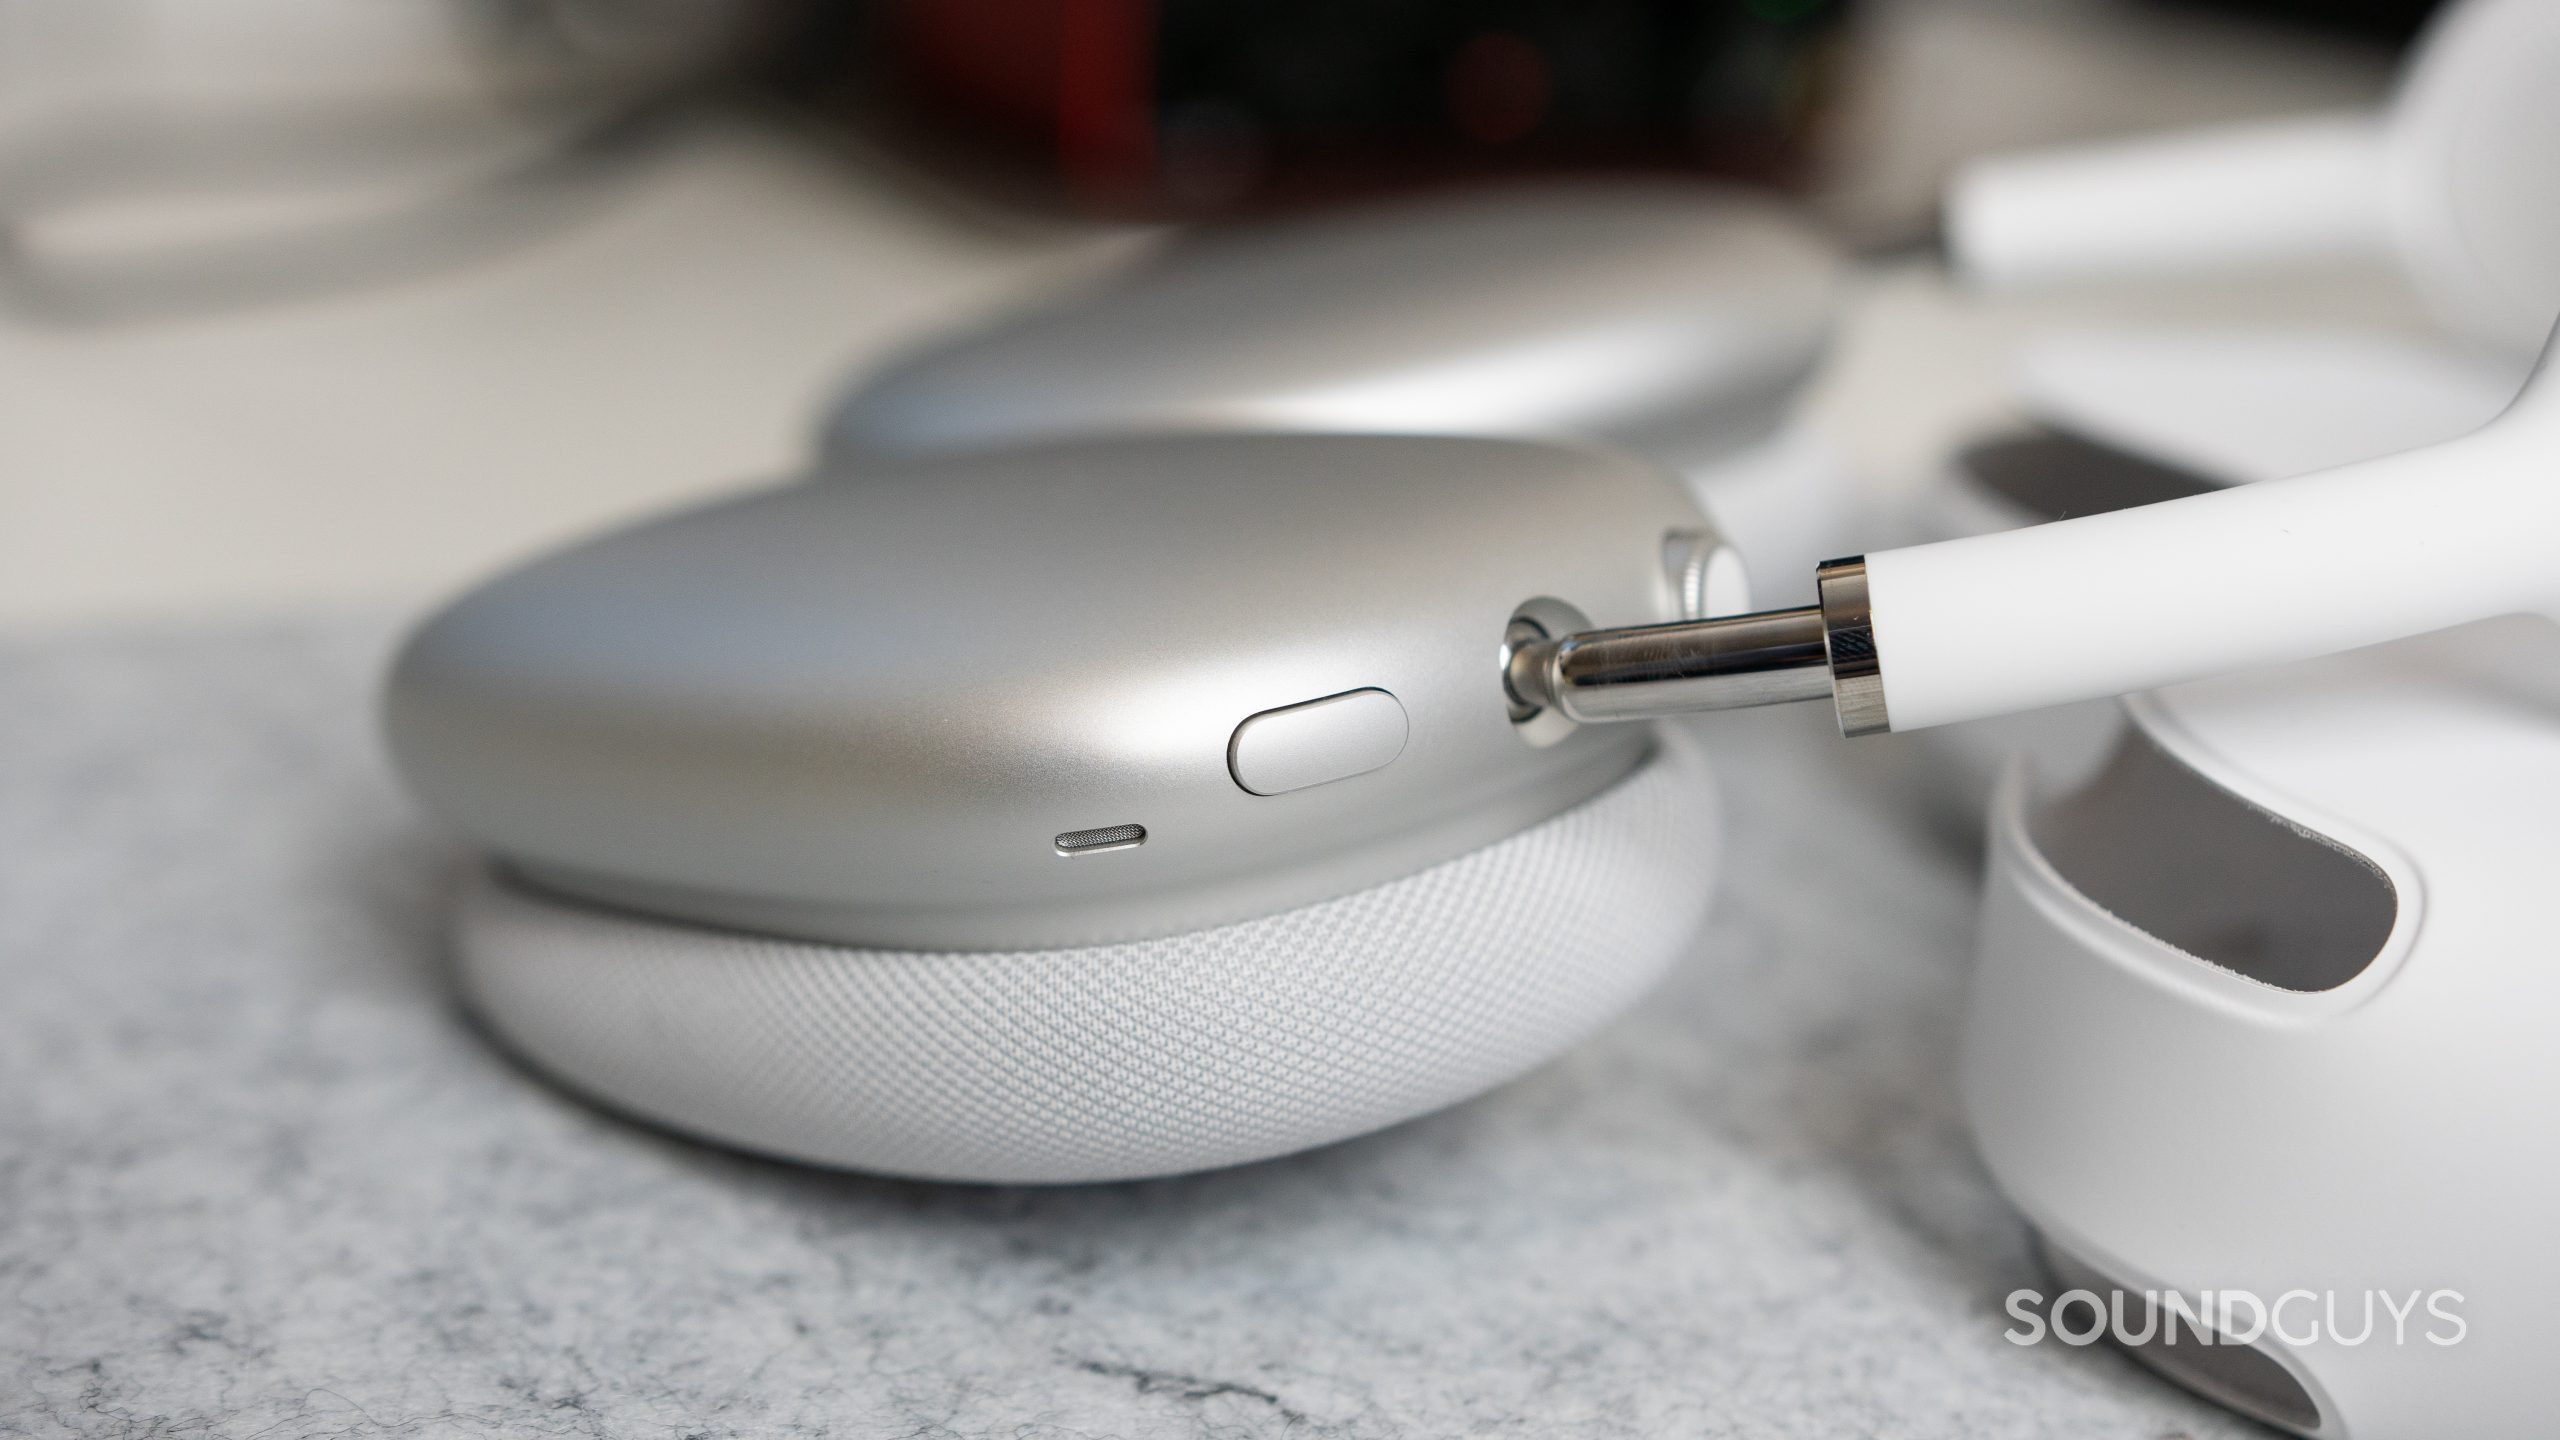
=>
[395,315,2560,1183]
[380,107,2560,1425]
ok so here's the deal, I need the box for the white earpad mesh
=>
[455,737,1717,1183]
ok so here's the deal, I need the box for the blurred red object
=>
[789,0,1853,217]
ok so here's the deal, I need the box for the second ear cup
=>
[818,183,1852,603]
[456,734,1720,1184]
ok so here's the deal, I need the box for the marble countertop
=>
[0,617,2262,1439]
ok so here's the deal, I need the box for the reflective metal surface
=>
[822,184,1840,469]
[1226,688,1410,797]
[1817,557,1891,736]
[1507,608,1832,723]
[1660,524,1753,620]
[386,433,1704,950]
[1503,558,1887,733]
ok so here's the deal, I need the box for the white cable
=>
[1862,337,2560,731]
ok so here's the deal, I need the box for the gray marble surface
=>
[0,618,2259,1439]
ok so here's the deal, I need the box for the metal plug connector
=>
[1506,558,1891,736]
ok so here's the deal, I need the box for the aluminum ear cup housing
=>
[385,433,1727,1181]
[818,182,1851,604]
[1965,617,2560,1438]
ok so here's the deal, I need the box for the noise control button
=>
[1229,688,1409,796]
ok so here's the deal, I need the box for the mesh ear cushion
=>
[454,736,1718,1183]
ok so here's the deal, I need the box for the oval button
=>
[1228,688,1409,796]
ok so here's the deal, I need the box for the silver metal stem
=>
[1507,607,1829,721]
[1504,557,1893,736]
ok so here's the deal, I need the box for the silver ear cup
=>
[454,733,1719,1183]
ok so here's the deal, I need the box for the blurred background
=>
[0,0,2443,631]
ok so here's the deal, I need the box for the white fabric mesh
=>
[455,739,1718,1182]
